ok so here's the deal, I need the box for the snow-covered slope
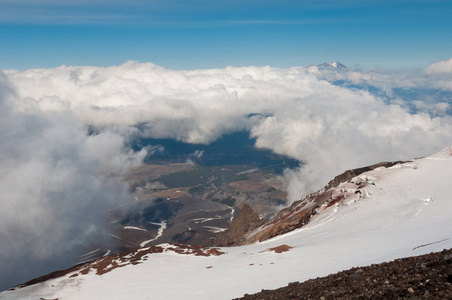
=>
[2,147,452,300]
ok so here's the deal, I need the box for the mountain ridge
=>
[222,159,408,246]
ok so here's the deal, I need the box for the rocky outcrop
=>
[321,161,406,192]
[235,248,452,300]
[13,243,225,290]
[213,204,265,246]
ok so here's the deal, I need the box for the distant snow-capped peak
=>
[317,62,347,69]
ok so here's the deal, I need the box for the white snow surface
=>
[123,226,147,232]
[2,147,452,300]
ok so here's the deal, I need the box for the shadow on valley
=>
[130,130,299,173]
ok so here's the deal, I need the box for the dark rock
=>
[234,248,452,300]
[213,204,264,246]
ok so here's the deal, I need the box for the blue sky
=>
[0,0,451,70]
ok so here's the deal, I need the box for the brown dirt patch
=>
[269,244,292,253]
[88,244,224,275]
[126,163,192,182]
[228,181,270,193]
[144,188,187,200]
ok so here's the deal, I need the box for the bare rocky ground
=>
[235,248,452,300]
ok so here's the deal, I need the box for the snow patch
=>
[203,226,227,233]
[389,162,418,169]
[140,221,167,247]
[123,226,148,232]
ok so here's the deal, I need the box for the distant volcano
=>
[317,62,347,69]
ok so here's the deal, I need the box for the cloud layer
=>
[1,59,452,289]
[5,60,452,195]
[309,58,452,92]
[0,72,146,290]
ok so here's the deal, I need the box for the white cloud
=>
[0,72,146,290]
[424,58,452,91]
[425,58,452,74]
[192,150,205,159]
[412,100,450,117]
[5,61,452,201]
[307,59,452,93]
[308,65,421,89]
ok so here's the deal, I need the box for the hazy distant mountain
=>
[317,62,347,69]
[2,146,452,300]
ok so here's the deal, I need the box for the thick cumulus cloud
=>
[251,90,452,199]
[5,61,452,202]
[0,73,146,290]
[425,58,452,74]
[424,58,452,91]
